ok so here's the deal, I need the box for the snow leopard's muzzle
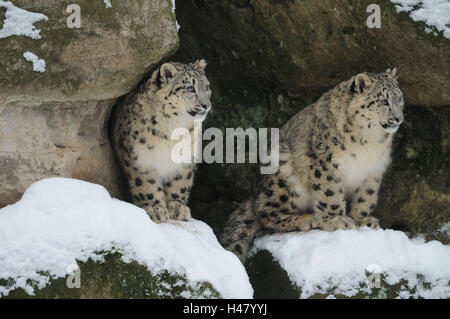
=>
[380,115,403,133]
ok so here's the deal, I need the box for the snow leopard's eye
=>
[187,86,195,93]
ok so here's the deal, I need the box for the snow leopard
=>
[221,68,404,261]
[111,60,212,223]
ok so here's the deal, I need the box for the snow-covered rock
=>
[249,229,450,299]
[0,0,48,40]
[0,178,253,299]
[391,0,450,39]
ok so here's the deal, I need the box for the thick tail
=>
[220,199,261,262]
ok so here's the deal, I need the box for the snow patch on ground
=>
[253,228,450,298]
[0,0,48,39]
[104,0,112,8]
[390,0,450,39]
[0,178,253,299]
[171,0,180,32]
[23,51,46,73]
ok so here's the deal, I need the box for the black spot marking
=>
[312,184,321,191]
[314,169,322,178]
[172,193,179,200]
[264,188,274,197]
[358,197,365,203]
[331,204,340,210]
[146,194,154,200]
[319,201,328,208]
[324,189,335,197]
[278,179,287,188]
[280,195,289,203]
[135,178,143,187]
[366,189,375,195]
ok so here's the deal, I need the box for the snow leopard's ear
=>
[159,63,178,85]
[194,59,208,71]
[385,67,398,79]
[353,73,372,94]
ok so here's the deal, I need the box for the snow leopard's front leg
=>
[257,164,318,233]
[349,174,381,229]
[127,166,170,223]
[163,165,195,221]
[309,156,357,231]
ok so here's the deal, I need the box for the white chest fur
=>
[134,137,193,182]
[336,141,391,194]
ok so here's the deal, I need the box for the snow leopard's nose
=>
[201,103,210,109]
[394,116,403,124]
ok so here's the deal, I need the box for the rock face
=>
[0,0,178,206]
[176,0,449,107]
[377,105,450,237]
[175,0,449,238]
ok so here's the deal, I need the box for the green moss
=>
[2,253,220,299]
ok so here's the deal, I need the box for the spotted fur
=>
[221,68,404,261]
[111,60,212,223]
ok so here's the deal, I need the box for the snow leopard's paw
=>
[356,216,380,229]
[321,216,357,231]
[146,205,170,223]
[167,201,191,221]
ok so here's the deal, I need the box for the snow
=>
[439,222,450,237]
[103,0,112,8]
[23,51,46,73]
[171,0,180,32]
[390,0,450,39]
[253,228,450,298]
[0,178,253,299]
[0,0,48,39]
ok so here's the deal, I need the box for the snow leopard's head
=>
[152,60,212,122]
[350,68,404,134]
